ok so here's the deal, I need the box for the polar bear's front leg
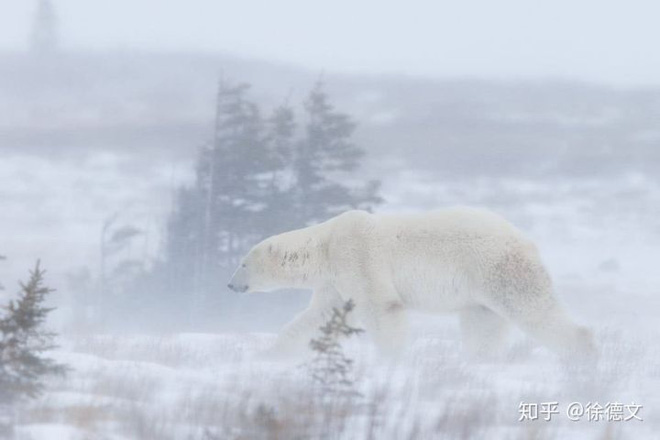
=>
[341,281,409,357]
[267,284,342,359]
[361,300,409,357]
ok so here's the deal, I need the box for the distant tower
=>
[30,0,59,55]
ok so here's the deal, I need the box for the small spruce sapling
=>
[0,261,66,405]
[306,300,363,395]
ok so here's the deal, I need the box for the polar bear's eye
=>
[241,263,247,268]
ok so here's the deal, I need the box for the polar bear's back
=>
[360,207,529,244]
[332,207,533,252]
[331,207,541,311]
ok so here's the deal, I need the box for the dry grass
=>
[11,329,658,440]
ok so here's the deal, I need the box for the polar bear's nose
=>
[228,266,250,292]
[227,282,248,293]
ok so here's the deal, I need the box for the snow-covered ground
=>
[2,155,660,439]
[14,323,660,439]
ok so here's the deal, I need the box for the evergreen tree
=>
[200,80,275,269]
[164,185,205,305]
[30,0,59,55]
[295,82,382,224]
[263,103,299,235]
[163,81,277,321]
[267,103,296,187]
[155,80,382,328]
[97,219,146,328]
[0,262,65,404]
[306,300,363,396]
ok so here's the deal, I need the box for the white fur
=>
[230,208,595,359]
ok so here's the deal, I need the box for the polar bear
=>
[228,208,595,359]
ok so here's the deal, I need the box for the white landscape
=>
[2,1,660,437]
[3,164,659,439]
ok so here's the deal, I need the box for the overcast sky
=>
[1,0,659,86]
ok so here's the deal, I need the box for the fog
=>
[3,0,660,84]
[1,1,659,439]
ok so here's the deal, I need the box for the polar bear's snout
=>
[227,267,249,293]
[227,282,248,293]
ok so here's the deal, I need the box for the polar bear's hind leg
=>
[459,305,510,358]
[482,249,596,358]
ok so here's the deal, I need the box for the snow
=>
[2,150,659,439]
[13,324,659,439]
[15,424,87,440]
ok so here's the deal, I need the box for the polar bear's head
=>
[227,237,302,293]
[228,226,326,293]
